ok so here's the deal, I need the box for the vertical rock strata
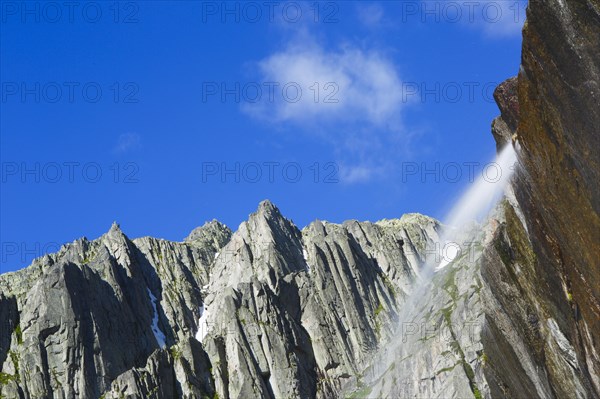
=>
[0,203,441,398]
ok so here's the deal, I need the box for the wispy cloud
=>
[338,164,384,184]
[364,1,526,38]
[113,133,141,154]
[243,34,405,130]
[471,0,527,38]
[242,31,411,183]
[356,3,385,28]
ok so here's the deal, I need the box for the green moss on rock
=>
[14,324,23,345]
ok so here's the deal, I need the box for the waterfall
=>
[433,143,518,272]
[364,144,518,386]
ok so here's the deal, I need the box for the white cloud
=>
[339,164,379,184]
[430,0,526,38]
[242,34,411,184]
[113,133,141,154]
[473,0,527,38]
[242,34,406,132]
[355,1,525,38]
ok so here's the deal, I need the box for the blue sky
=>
[0,1,526,273]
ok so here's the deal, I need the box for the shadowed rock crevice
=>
[0,294,18,370]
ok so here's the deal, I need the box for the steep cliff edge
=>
[348,0,600,397]
[491,0,600,395]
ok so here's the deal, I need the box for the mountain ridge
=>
[0,200,442,398]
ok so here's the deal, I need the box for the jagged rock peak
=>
[375,213,441,231]
[185,219,231,243]
[105,221,127,241]
[109,221,121,233]
[243,199,300,240]
[254,199,284,220]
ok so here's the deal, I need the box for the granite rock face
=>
[0,220,231,398]
[493,0,600,395]
[491,77,519,151]
[352,191,597,398]
[0,202,441,398]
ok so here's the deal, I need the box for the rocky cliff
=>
[353,0,600,397]
[490,0,600,395]
[0,202,441,398]
[1,0,599,398]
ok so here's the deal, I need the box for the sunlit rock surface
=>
[0,201,441,398]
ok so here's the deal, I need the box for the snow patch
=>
[303,248,311,271]
[147,288,166,348]
[195,303,210,343]
[214,252,220,259]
